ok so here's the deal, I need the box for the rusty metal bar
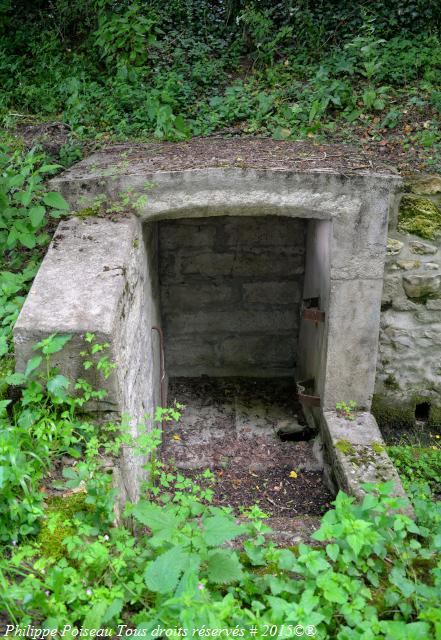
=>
[302,307,325,323]
[297,378,321,408]
[151,326,166,427]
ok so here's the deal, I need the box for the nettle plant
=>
[0,146,70,355]
[0,332,116,543]
[1,337,441,635]
[0,146,69,252]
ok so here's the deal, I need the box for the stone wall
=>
[14,216,162,504]
[157,215,306,377]
[375,175,441,429]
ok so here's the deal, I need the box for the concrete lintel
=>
[51,167,367,221]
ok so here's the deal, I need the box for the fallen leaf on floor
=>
[289,471,298,479]
[172,434,181,441]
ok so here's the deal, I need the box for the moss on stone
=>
[74,206,101,218]
[383,374,400,391]
[38,493,89,560]
[372,442,385,454]
[397,195,441,240]
[372,395,415,430]
[428,405,441,429]
[335,439,355,456]
[373,393,441,431]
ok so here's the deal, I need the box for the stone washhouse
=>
[13,140,441,507]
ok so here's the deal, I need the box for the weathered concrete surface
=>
[321,411,410,508]
[14,216,161,504]
[159,216,306,377]
[13,142,405,506]
[47,149,400,413]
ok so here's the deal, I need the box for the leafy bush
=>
[0,0,440,148]
[0,146,69,358]
[388,438,441,490]
[0,335,440,635]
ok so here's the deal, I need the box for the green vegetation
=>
[1,2,441,634]
[1,337,441,634]
[388,435,441,490]
[0,1,440,170]
[335,400,357,420]
[335,439,355,455]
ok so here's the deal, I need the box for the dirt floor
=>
[158,378,333,520]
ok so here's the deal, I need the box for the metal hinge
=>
[297,378,321,408]
[302,308,326,323]
[302,297,325,323]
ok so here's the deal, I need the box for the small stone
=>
[424,262,439,270]
[275,419,304,435]
[408,176,441,195]
[386,238,404,255]
[409,240,438,255]
[402,273,441,299]
[396,260,421,270]
[426,299,441,310]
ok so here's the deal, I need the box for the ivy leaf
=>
[379,620,430,639]
[202,515,245,546]
[29,206,45,228]
[62,467,78,480]
[39,164,62,173]
[144,546,189,594]
[49,209,66,218]
[389,567,415,598]
[5,372,26,385]
[206,549,243,584]
[347,534,363,556]
[317,574,348,604]
[43,191,69,210]
[0,400,11,417]
[33,333,72,355]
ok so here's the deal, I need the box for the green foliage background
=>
[1,2,441,634]
[0,0,440,153]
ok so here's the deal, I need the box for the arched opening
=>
[141,211,331,485]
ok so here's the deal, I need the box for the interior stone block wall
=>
[157,215,307,377]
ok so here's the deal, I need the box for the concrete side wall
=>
[158,216,306,377]
[297,220,332,404]
[13,215,161,502]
